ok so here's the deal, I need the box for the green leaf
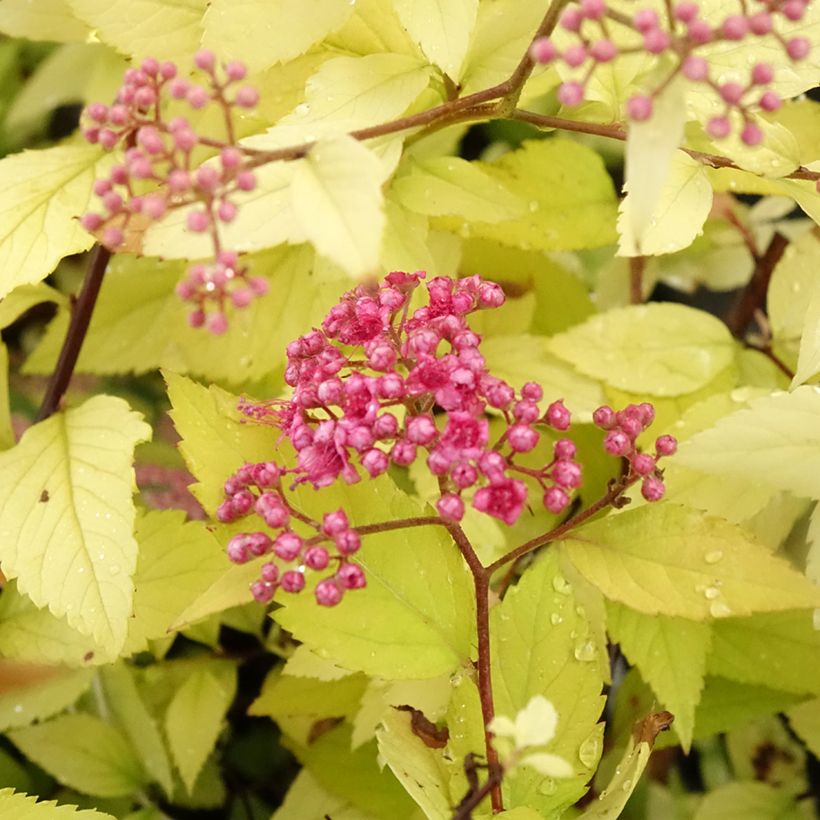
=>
[0,283,66,330]
[376,709,452,819]
[273,769,376,820]
[100,665,174,795]
[201,0,355,73]
[606,602,710,750]
[618,152,712,258]
[0,0,90,42]
[66,0,207,62]
[479,334,606,418]
[0,145,113,299]
[292,135,386,276]
[692,782,798,820]
[0,664,92,732]
[436,139,618,252]
[560,504,820,620]
[706,610,820,696]
[787,698,820,758]
[676,386,820,499]
[547,303,735,396]
[0,395,151,654]
[393,0,477,79]
[8,714,146,797]
[490,552,606,815]
[123,511,231,654]
[275,480,474,679]
[393,156,527,223]
[0,789,115,819]
[780,238,820,386]
[165,372,279,511]
[164,663,237,793]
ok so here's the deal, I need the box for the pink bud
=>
[580,0,605,19]
[706,116,731,138]
[592,405,616,429]
[786,37,810,60]
[655,434,677,456]
[159,61,177,79]
[544,486,570,514]
[86,102,109,123]
[682,55,709,81]
[721,15,748,39]
[687,19,712,43]
[221,147,243,169]
[590,39,618,62]
[634,8,659,32]
[643,29,670,53]
[631,453,656,475]
[335,529,361,555]
[554,438,577,460]
[81,213,103,232]
[783,0,806,20]
[261,562,279,583]
[751,63,774,85]
[552,460,582,488]
[546,399,571,430]
[563,44,587,67]
[168,169,191,193]
[437,493,465,522]
[719,82,744,104]
[274,531,303,561]
[674,2,699,22]
[236,170,256,191]
[759,91,781,111]
[604,429,631,456]
[315,579,343,607]
[186,210,210,232]
[250,581,275,603]
[337,563,366,589]
[235,86,259,107]
[530,38,557,64]
[207,312,229,335]
[102,226,123,248]
[560,6,584,31]
[748,12,772,34]
[218,200,238,223]
[508,424,539,453]
[280,570,305,593]
[521,382,543,402]
[557,81,584,107]
[641,475,665,501]
[741,122,763,146]
[194,48,216,71]
[187,85,210,109]
[626,94,653,121]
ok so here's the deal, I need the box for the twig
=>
[36,244,111,422]
[629,256,646,304]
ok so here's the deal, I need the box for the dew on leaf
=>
[574,640,597,662]
[538,778,557,795]
[709,600,732,618]
[578,732,601,768]
[552,575,571,595]
[622,778,632,791]
[550,613,563,625]
[703,586,721,600]
[704,550,723,564]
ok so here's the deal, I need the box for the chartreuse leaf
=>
[123,511,231,654]
[67,0,207,62]
[0,0,90,42]
[693,782,798,820]
[490,553,606,815]
[606,603,710,750]
[547,303,735,396]
[618,151,712,258]
[376,709,452,820]
[436,140,618,252]
[0,283,66,330]
[0,145,112,299]
[275,481,474,679]
[0,345,12,451]
[393,0,477,79]
[0,789,115,819]
[164,662,237,793]
[201,0,354,73]
[165,372,279,511]
[100,665,174,796]
[560,504,820,620]
[676,386,820,499]
[8,713,146,797]
[788,699,820,758]
[393,156,527,223]
[706,610,820,696]
[0,663,92,731]
[273,769,375,820]
[0,395,150,654]
[289,723,417,817]
[292,135,387,276]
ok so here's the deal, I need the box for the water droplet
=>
[13,704,23,714]
[574,640,597,662]
[538,778,557,795]
[295,103,310,116]
[551,613,563,625]
[704,550,723,564]
[622,778,633,791]
[710,600,732,618]
[109,565,120,576]
[703,586,720,600]
[552,575,571,595]
[529,200,539,212]
[578,732,601,768]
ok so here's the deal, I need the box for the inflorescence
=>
[80,51,265,334]
[530,0,812,145]
[218,272,676,606]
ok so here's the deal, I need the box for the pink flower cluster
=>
[221,272,675,606]
[530,0,812,145]
[80,51,266,333]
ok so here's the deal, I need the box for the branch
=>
[356,516,445,535]
[629,256,646,304]
[36,244,111,422]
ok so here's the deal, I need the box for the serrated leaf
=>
[787,699,820,758]
[0,395,151,654]
[67,0,207,62]
[489,552,606,815]
[393,0,478,79]
[676,386,820,499]
[0,0,90,42]
[706,610,820,696]
[547,303,735,396]
[0,663,92,732]
[0,789,115,819]
[376,709,452,819]
[273,769,376,820]
[0,283,66,330]
[292,135,386,276]
[0,145,112,299]
[692,782,798,820]
[100,666,174,795]
[393,156,526,223]
[202,0,354,73]
[618,151,713,257]
[8,714,146,797]
[577,738,650,819]
[561,504,820,620]
[249,668,367,720]
[437,139,618,252]
[164,663,237,793]
[275,481,474,679]
[607,602,710,750]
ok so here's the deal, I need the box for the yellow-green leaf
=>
[202,0,355,73]
[0,283,66,330]
[561,504,820,620]
[0,145,112,299]
[0,789,115,819]
[788,698,820,758]
[692,782,798,820]
[0,0,90,42]
[0,395,150,654]
[273,769,375,820]
[547,303,735,396]
[8,714,146,797]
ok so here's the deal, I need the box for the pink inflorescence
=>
[220,272,675,606]
[80,51,265,333]
[529,0,812,145]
